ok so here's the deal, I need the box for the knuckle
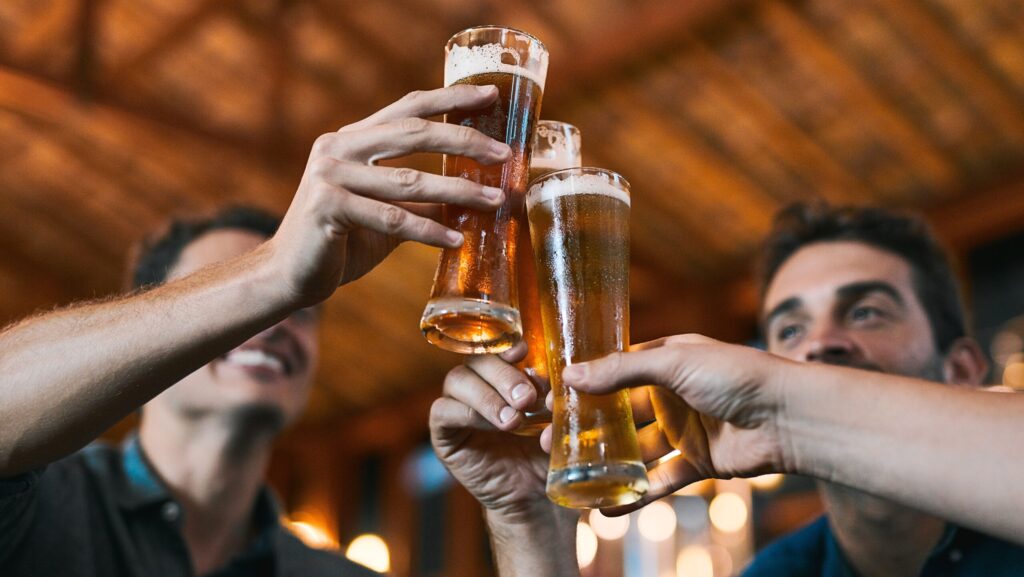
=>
[308,157,336,179]
[401,89,425,104]
[428,398,447,428]
[455,124,478,146]
[389,167,422,192]
[311,133,335,156]
[398,116,430,135]
[378,204,408,232]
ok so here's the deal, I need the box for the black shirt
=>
[0,436,377,577]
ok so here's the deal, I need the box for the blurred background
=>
[2,0,1024,575]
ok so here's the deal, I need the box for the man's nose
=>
[803,323,856,365]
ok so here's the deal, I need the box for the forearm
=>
[779,362,1024,543]
[0,242,296,475]
[486,507,580,577]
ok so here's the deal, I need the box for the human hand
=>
[269,85,512,307]
[546,334,790,514]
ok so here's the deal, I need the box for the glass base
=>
[512,410,551,436]
[547,462,649,509]
[420,297,522,354]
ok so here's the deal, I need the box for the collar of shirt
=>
[822,521,960,577]
[113,435,281,560]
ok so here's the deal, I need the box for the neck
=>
[139,408,279,575]
[820,482,946,577]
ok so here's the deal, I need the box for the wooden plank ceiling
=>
[2,0,1024,426]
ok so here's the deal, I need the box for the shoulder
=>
[275,529,378,577]
[741,516,830,577]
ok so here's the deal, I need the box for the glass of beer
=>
[514,121,582,436]
[420,26,548,354]
[527,167,648,508]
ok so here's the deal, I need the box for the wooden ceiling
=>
[2,0,1024,426]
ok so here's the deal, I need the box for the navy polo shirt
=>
[743,515,1024,577]
[0,436,376,577]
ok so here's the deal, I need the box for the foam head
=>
[444,28,548,90]
[527,169,631,213]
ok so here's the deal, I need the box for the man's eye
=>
[778,324,803,342]
[850,306,883,322]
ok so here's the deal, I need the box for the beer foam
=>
[527,172,631,212]
[445,43,547,90]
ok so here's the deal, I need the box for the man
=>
[430,203,1024,576]
[0,84,515,575]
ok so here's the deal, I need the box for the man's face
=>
[146,229,319,428]
[762,241,942,379]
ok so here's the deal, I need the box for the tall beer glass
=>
[527,167,648,508]
[514,121,582,436]
[420,26,548,354]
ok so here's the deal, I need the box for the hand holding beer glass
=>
[528,168,648,508]
[421,26,548,354]
[514,120,582,436]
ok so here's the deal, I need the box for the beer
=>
[420,27,548,354]
[514,121,582,436]
[528,168,648,508]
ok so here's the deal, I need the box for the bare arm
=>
[780,362,1024,542]
[0,247,290,475]
[486,508,580,577]
[0,85,511,477]
[564,335,1024,544]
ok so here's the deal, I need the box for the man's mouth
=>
[223,348,291,375]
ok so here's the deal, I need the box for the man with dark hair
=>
[738,202,1021,576]
[429,202,1024,576]
[0,84,520,576]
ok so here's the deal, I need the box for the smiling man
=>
[0,84,516,576]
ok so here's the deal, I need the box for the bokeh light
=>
[577,521,599,568]
[637,500,677,542]
[589,509,630,540]
[345,534,390,573]
[748,474,784,491]
[676,545,714,577]
[708,492,748,533]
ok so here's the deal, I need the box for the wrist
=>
[763,355,805,475]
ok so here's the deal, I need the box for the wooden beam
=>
[74,0,99,98]
[544,0,754,106]
[927,173,1024,252]
[868,0,1024,146]
[682,38,872,204]
[759,1,958,194]
[102,0,232,88]
[10,1,79,66]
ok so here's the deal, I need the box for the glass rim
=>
[528,166,631,194]
[536,119,580,133]
[446,25,548,53]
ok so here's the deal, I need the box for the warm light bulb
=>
[346,533,391,573]
[637,500,677,542]
[709,492,748,533]
[577,521,598,568]
[286,520,337,550]
[748,474,784,491]
[1004,361,1024,388]
[676,545,714,577]
[589,509,630,540]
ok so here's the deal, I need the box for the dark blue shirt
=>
[743,515,1024,577]
[0,436,376,577]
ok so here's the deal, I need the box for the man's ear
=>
[943,338,989,386]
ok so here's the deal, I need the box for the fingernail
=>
[445,230,463,246]
[564,364,587,382]
[511,383,531,401]
[490,141,512,158]
[476,84,497,95]
[482,186,503,201]
[499,406,517,423]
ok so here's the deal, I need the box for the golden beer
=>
[421,27,548,354]
[514,121,582,436]
[528,168,648,508]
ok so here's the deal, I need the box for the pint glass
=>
[420,26,548,354]
[514,121,582,436]
[527,167,648,508]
